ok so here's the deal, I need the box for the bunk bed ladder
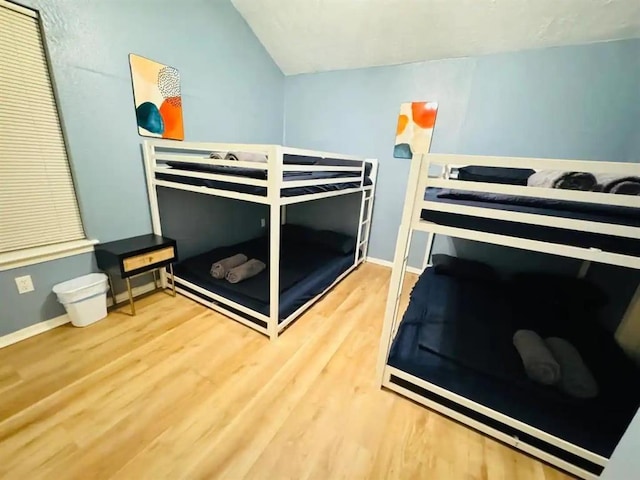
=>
[363,161,378,258]
[355,161,378,263]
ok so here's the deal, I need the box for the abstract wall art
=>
[129,54,184,140]
[393,101,438,158]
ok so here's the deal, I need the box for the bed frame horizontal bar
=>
[382,370,601,479]
[173,275,270,322]
[421,200,640,239]
[154,179,271,204]
[155,179,369,205]
[281,164,363,172]
[148,139,369,162]
[155,167,268,187]
[385,366,606,465]
[175,287,269,335]
[426,178,640,209]
[282,146,368,161]
[415,221,640,269]
[149,139,273,154]
[283,177,362,188]
[428,153,640,175]
[280,186,367,205]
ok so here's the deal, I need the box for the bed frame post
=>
[143,140,168,289]
[268,145,283,340]
[354,159,369,265]
[364,159,379,260]
[376,153,429,384]
[418,161,454,270]
[615,284,640,365]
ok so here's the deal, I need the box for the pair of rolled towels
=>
[513,330,599,399]
[210,254,266,284]
[210,151,268,163]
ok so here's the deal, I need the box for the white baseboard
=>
[366,257,422,275]
[0,281,158,350]
[0,314,70,349]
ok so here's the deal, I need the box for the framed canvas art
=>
[129,54,184,140]
[393,101,438,158]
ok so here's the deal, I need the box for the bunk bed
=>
[143,140,378,340]
[377,153,640,479]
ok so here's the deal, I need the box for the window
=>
[0,1,94,270]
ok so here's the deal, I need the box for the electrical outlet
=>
[15,275,34,294]
[261,218,266,228]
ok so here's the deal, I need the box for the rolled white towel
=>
[545,337,599,399]
[225,259,266,284]
[527,170,563,188]
[225,152,268,163]
[513,330,561,385]
[210,254,248,279]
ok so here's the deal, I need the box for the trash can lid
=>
[53,273,108,294]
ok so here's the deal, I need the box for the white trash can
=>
[53,273,110,327]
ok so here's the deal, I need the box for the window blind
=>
[0,2,85,253]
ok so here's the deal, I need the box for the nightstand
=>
[95,234,178,315]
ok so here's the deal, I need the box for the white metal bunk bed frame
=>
[143,139,378,340]
[376,152,640,479]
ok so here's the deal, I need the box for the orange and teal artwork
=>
[394,101,438,158]
[129,54,184,140]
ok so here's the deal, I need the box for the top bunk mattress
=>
[421,188,640,256]
[388,267,640,458]
[156,160,373,197]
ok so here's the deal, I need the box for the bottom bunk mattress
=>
[173,233,356,324]
[387,268,640,460]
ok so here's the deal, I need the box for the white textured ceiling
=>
[231,0,640,75]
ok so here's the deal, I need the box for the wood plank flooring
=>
[0,263,572,479]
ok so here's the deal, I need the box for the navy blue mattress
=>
[388,268,640,458]
[422,188,640,256]
[157,163,372,197]
[173,235,355,323]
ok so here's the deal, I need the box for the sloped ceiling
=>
[231,0,640,75]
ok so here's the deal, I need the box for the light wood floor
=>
[0,263,572,479]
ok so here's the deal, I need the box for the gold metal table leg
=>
[169,263,176,297]
[126,277,136,316]
[107,274,117,307]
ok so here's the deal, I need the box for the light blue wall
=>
[0,0,284,336]
[284,39,640,269]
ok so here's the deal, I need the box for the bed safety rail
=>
[418,154,640,269]
[144,139,374,205]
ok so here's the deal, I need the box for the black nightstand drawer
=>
[95,234,178,278]
[122,246,176,275]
